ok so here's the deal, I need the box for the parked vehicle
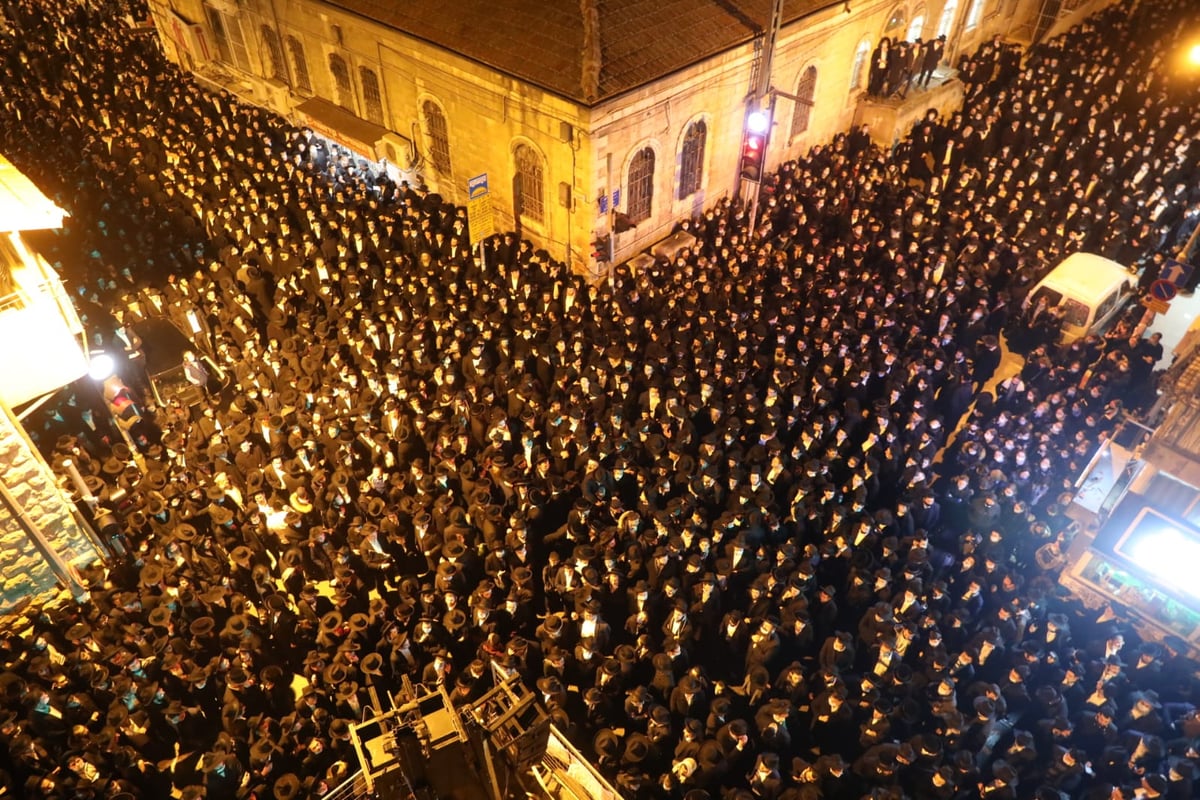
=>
[1022,252,1136,344]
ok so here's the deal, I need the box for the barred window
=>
[328,53,351,109]
[627,147,655,223]
[287,36,311,93]
[260,25,285,81]
[360,67,384,124]
[514,144,545,224]
[422,100,451,174]
[790,66,817,137]
[678,121,706,199]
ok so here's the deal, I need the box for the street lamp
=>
[87,353,116,382]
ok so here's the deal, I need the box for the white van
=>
[1024,252,1136,343]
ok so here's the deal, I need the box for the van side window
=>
[1095,290,1118,323]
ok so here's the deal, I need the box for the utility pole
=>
[739,0,785,233]
[757,0,785,101]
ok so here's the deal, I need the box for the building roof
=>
[324,0,836,105]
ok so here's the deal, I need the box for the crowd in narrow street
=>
[1,0,1200,797]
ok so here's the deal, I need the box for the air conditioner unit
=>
[378,132,416,169]
[262,79,292,112]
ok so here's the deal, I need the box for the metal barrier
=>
[325,769,372,800]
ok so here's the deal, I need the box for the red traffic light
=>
[740,132,766,182]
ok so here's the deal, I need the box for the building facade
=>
[146,0,1069,274]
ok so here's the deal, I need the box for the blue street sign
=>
[598,194,608,214]
[611,189,620,208]
[1162,259,1194,288]
[468,173,489,200]
[1150,279,1177,302]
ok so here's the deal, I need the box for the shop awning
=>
[295,97,389,160]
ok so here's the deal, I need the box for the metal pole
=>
[606,152,616,284]
[758,0,786,100]
[63,458,98,512]
[114,414,147,473]
[479,737,504,800]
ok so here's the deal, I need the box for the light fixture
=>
[746,111,770,134]
[87,353,116,381]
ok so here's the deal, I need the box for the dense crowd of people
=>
[2,0,1200,797]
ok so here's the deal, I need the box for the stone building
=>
[145,0,1079,274]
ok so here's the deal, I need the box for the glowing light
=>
[1190,43,1200,65]
[746,111,770,134]
[1121,524,1200,602]
[87,353,115,381]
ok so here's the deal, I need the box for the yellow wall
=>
[147,0,1075,274]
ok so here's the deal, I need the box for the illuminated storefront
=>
[0,154,103,605]
[1063,349,1200,655]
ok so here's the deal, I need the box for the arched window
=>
[627,147,655,223]
[790,66,818,138]
[850,40,871,91]
[260,25,285,81]
[937,0,959,37]
[965,0,985,28]
[907,9,926,40]
[514,144,545,224]
[328,53,351,109]
[677,121,706,199]
[885,5,907,33]
[287,36,311,93]
[422,100,451,175]
[360,67,383,124]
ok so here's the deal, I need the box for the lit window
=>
[790,66,818,138]
[514,144,544,224]
[965,0,984,29]
[287,36,311,93]
[627,147,655,223]
[678,121,706,199]
[937,0,959,37]
[422,101,451,175]
[328,53,351,109]
[360,67,383,124]
[850,40,871,91]
[907,10,926,40]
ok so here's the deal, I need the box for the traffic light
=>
[740,132,767,184]
[740,109,770,183]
